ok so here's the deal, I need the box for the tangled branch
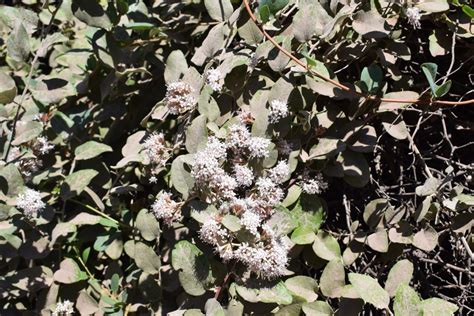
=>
[242,0,474,106]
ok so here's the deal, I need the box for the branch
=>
[242,0,474,106]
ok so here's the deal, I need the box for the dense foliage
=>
[0,0,472,315]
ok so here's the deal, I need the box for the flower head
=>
[268,100,289,124]
[226,124,251,153]
[16,188,45,218]
[233,164,254,187]
[199,218,229,245]
[233,238,290,279]
[247,137,271,159]
[151,191,182,225]
[165,81,197,114]
[142,132,170,168]
[406,7,421,29]
[300,174,328,195]
[206,68,223,92]
[268,160,289,184]
[52,300,74,316]
[35,136,54,155]
[240,210,261,235]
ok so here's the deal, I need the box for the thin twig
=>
[241,0,474,106]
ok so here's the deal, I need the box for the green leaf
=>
[291,225,316,245]
[53,258,88,284]
[170,154,195,199]
[221,214,241,232]
[462,5,474,18]
[125,241,160,274]
[348,273,390,309]
[394,284,421,316]
[76,290,100,315]
[185,115,208,154]
[284,276,318,303]
[136,209,160,241]
[385,260,414,297]
[319,260,345,298]
[71,0,113,29]
[352,10,389,38]
[435,80,451,98]
[0,164,24,196]
[412,225,438,252]
[235,281,293,305]
[312,231,341,261]
[367,230,389,253]
[205,0,234,22]
[259,5,271,23]
[75,141,113,160]
[12,121,43,145]
[7,22,30,63]
[259,0,289,15]
[171,240,213,296]
[421,63,438,95]
[302,301,333,316]
[416,0,449,13]
[360,64,383,93]
[0,71,17,104]
[61,169,99,199]
[204,298,225,316]
[164,50,188,84]
[418,298,458,315]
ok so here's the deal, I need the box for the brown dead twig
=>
[242,0,474,106]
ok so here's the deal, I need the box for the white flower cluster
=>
[406,7,421,29]
[268,99,289,124]
[52,300,74,316]
[226,124,271,159]
[300,173,328,195]
[205,68,223,92]
[233,165,254,187]
[16,188,45,218]
[35,136,54,155]
[165,81,197,114]
[234,236,290,279]
[191,129,292,279]
[151,191,182,225]
[142,132,171,176]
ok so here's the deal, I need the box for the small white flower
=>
[199,218,229,245]
[36,136,54,155]
[406,7,421,29]
[300,174,328,195]
[149,176,158,184]
[205,136,227,161]
[268,160,289,184]
[255,177,284,208]
[268,100,289,124]
[142,132,170,167]
[165,81,197,115]
[151,191,182,225]
[16,188,45,218]
[52,300,74,316]
[212,172,238,200]
[226,124,251,152]
[206,68,223,92]
[233,164,254,187]
[247,137,271,159]
[240,210,261,235]
[233,238,289,279]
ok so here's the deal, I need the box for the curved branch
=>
[242,0,474,106]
